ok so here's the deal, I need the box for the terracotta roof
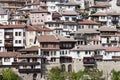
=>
[91,11,107,16]
[75,29,100,34]
[91,2,110,8]
[40,4,48,7]
[64,0,79,6]
[105,47,120,52]
[0,52,20,57]
[37,35,59,42]
[72,45,104,51]
[91,11,120,16]
[18,46,39,52]
[63,21,77,25]
[0,0,25,3]
[52,12,62,18]
[99,26,117,32]
[61,10,78,16]
[57,36,77,42]
[17,54,40,58]
[77,19,99,25]
[27,25,52,31]
[0,24,26,29]
[30,9,49,13]
[45,21,63,24]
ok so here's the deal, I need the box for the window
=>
[15,32,17,36]
[41,20,43,22]
[52,44,56,48]
[65,17,69,21]
[15,40,17,44]
[0,40,2,44]
[51,58,56,62]
[1,15,4,18]
[85,51,88,55]
[15,32,21,36]
[42,44,48,48]
[19,32,21,36]
[19,40,21,44]
[4,58,10,62]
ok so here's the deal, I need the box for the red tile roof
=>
[27,25,52,31]
[18,46,39,52]
[17,54,40,58]
[0,52,20,57]
[0,24,26,29]
[77,19,99,25]
[30,9,50,13]
[105,47,120,52]
[37,35,59,42]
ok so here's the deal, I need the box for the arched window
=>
[33,73,37,80]
[61,64,65,71]
[68,64,72,72]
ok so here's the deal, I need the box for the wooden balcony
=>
[19,68,41,73]
[0,0,25,3]
[83,57,95,66]
[12,62,40,66]
[5,42,13,47]
[94,55,103,60]
[112,56,120,60]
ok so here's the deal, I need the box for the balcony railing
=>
[19,68,41,73]
[5,42,13,47]
[12,62,40,66]
[0,0,25,3]
[94,55,103,60]
[83,57,95,66]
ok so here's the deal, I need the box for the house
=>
[89,1,110,14]
[71,29,100,45]
[104,47,120,60]
[30,9,51,25]
[77,19,100,30]
[10,13,28,25]
[0,24,26,51]
[0,10,8,25]
[99,26,120,47]
[58,36,77,72]
[90,11,120,26]
[0,0,25,12]
[13,53,41,80]
[70,45,105,66]
[0,52,19,65]
[36,35,60,76]
[26,25,52,47]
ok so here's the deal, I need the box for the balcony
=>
[19,68,41,73]
[112,18,119,23]
[83,57,95,66]
[12,62,40,66]
[0,0,25,3]
[112,56,120,60]
[5,42,13,47]
[94,55,103,60]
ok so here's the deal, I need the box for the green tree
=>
[1,68,19,80]
[111,69,120,80]
[48,67,65,80]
